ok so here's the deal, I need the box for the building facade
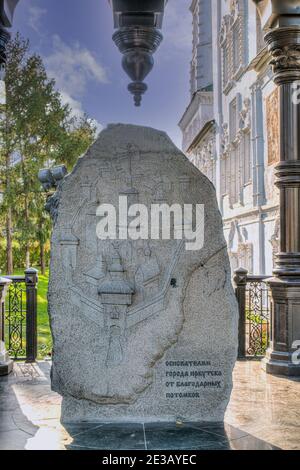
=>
[179,0,280,275]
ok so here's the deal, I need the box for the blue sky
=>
[12,0,192,148]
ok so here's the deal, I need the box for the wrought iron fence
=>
[3,268,38,362]
[6,277,26,358]
[234,268,271,358]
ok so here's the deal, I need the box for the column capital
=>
[265,26,300,83]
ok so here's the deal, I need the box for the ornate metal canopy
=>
[109,0,168,106]
[0,0,19,27]
[0,0,19,71]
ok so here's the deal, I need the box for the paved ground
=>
[0,360,299,450]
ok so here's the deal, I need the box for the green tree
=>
[0,34,96,274]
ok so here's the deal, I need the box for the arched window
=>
[220,0,248,94]
[221,95,252,205]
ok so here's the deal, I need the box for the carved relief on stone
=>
[266,88,280,166]
[59,229,79,285]
[230,0,245,20]
[239,97,251,133]
[270,46,300,73]
[106,325,123,367]
[265,27,300,84]
[269,214,280,269]
[221,123,230,156]
[220,15,233,92]
[219,0,248,93]
[45,192,60,224]
[152,176,173,203]
[235,243,253,273]
[178,176,191,193]
[98,254,134,367]
[48,124,238,422]
[135,245,160,303]
[188,129,216,186]
[227,220,253,274]
[84,255,106,286]
[220,15,231,46]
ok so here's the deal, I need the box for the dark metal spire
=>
[109,0,167,106]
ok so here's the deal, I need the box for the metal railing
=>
[234,268,271,358]
[3,268,38,362]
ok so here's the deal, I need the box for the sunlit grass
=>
[36,269,52,358]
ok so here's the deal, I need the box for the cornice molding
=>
[178,91,214,130]
[186,119,216,153]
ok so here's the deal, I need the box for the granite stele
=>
[47,124,238,423]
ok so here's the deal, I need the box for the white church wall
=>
[179,0,280,276]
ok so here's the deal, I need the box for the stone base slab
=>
[262,350,300,377]
[0,359,13,376]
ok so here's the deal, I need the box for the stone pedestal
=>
[0,350,13,376]
[46,124,238,423]
[262,278,300,376]
[0,276,13,376]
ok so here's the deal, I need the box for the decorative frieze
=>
[227,220,253,274]
[239,97,251,133]
[189,129,217,186]
[266,88,280,166]
[220,95,252,205]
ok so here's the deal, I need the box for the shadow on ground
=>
[0,362,292,450]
